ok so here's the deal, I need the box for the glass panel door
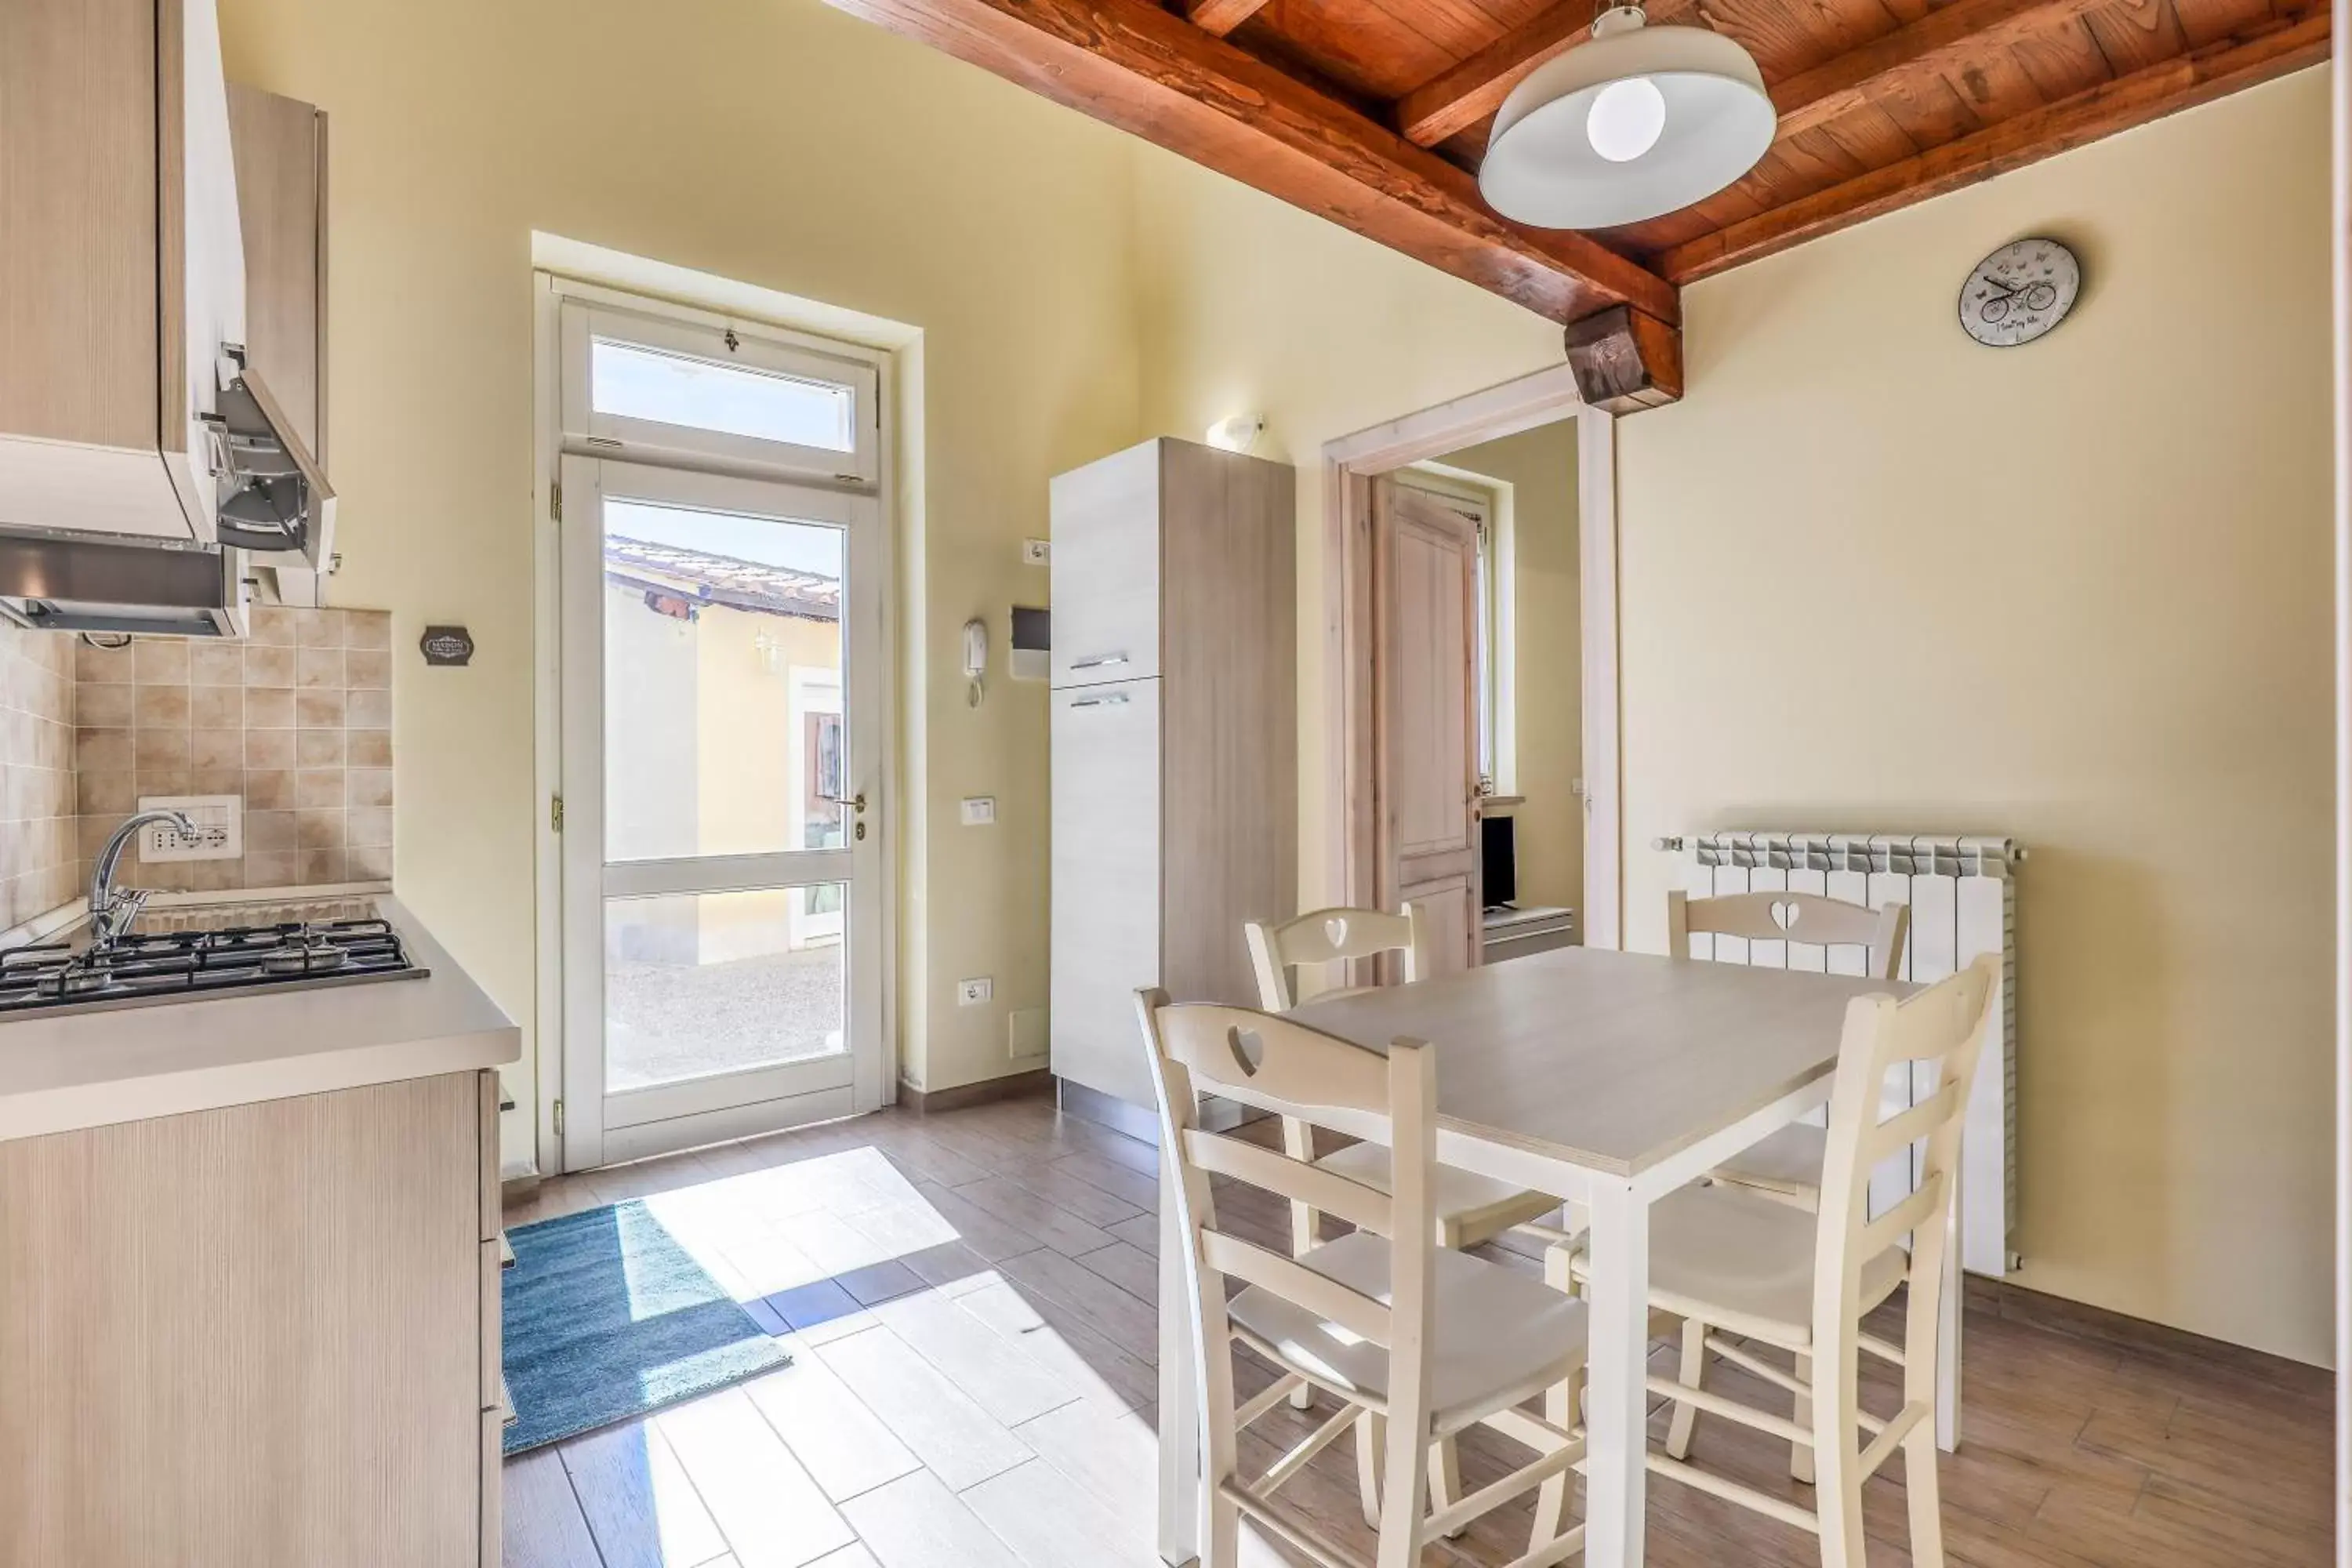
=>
[561,455,884,1168]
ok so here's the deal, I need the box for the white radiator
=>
[1656,831,2020,1276]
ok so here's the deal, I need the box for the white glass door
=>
[559,454,885,1167]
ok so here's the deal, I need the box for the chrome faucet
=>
[87,808,196,949]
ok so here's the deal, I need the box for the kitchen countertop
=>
[0,893,517,1142]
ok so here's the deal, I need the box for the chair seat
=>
[1711,1123,1828,1200]
[1315,1141,1557,1229]
[1229,1233,1587,1427]
[1616,1185,1904,1347]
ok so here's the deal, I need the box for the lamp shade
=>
[1478,7,1776,230]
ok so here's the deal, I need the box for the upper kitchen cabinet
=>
[0,0,241,544]
[0,0,330,570]
[228,83,335,602]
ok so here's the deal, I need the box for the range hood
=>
[0,535,249,639]
[205,347,336,569]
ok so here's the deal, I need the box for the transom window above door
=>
[561,302,880,485]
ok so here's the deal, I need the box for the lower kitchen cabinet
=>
[0,1069,504,1567]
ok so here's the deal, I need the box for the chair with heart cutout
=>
[1661,886,1910,1475]
[1243,905,1569,1526]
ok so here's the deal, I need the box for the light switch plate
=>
[136,795,242,862]
[960,797,996,827]
[956,976,994,1007]
[1022,539,1051,566]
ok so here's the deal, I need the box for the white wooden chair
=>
[1136,989,1590,1568]
[1567,956,2001,1566]
[1667,888,1910,1211]
[1246,906,1563,1254]
[1245,904,1572,1520]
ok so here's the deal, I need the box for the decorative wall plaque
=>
[420,626,475,666]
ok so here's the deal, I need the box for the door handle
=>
[819,791,869,840]
[1069,653,1129,670]
[1069,693,1131,709]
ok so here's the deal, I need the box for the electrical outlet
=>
[956,976,994,1007]
[1022,539,1051,566]
[136,795,241,862]
[960,796,996,827]
[1008,1007,1047,1060]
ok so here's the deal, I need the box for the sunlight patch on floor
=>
[633,1143,951,1302]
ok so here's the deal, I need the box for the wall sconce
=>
[1204,413,1266,454]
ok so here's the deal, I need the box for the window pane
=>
[593,338,856,452]
[602,501,845,862]
[604,886,847,1091]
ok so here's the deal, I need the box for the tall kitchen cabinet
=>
[1049,438,1297,1130]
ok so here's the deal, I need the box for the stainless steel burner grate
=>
[0,917,428,1017]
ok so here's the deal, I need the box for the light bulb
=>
[1587,76,1667,162]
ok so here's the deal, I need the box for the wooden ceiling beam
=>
[1399,0,2194,156]
[818,0,1679,325]
[1659,2,2328,281]
[1185,0,1271,37]
[1396,0,1604,147]
[1769,0,2116,142]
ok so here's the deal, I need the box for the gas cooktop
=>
[0,917,429,1018]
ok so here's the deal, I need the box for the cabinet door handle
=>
[1069,693,1131,709]
[1069,653,1130,670]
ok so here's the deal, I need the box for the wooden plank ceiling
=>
[823,0,2325,398]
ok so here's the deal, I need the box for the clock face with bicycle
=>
[1958,238,2080,348]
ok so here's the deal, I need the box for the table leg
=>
[1936,1148,1962,1452]
[1160,1152,1202,1566]
[1583,1180,1650,1568]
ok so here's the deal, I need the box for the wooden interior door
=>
[1372,475,1482,977]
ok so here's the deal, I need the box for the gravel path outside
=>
[606,943,844,1091]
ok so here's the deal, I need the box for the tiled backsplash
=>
[75,607,394,892]
[0,626,78,929]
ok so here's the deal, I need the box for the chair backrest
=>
[1807,956,2001,1491]
[1245,904,1428,1010]
[1134,988,1439,1480]
[1667,888,1909,982]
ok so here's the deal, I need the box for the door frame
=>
[530,272,900,1178]
[1320,365,1623,948]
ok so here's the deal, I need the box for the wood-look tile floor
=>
[503,1097,2332,1568]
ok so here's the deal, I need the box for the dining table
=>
[1154,943,1962,1568]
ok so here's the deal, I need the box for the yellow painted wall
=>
[1443,424,1583,918]
[218,0,1142,1133]
[1617,71,2333,1365]
[1129,75,2334,1364]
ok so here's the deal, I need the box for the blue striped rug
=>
[501,1200,789,1454]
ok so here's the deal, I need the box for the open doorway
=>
[1320,365,1621,968]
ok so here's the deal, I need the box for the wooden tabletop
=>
[1287,946,1915,1178]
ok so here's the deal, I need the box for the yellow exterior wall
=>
[692,606,840,859]
[1442,424,1583,918]
[694,606,840,964]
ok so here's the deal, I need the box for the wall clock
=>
[1958,238,2081,348]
